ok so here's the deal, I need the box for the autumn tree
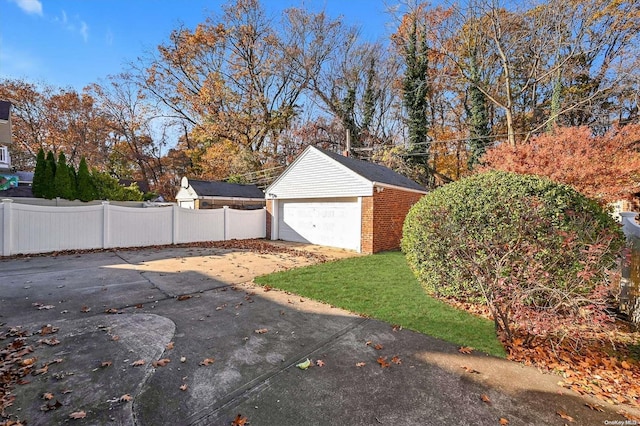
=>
[481,124,640,204]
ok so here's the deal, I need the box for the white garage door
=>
[278,198,361,251]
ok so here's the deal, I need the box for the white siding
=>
[267,148,372,199]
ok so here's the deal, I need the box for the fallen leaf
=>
[22,357,37,366]
[392,324,403,332]
[480,394,491,405]
[131,359,146,367]
[231,413,248,426]
[166,342,174,350]
[584,403,604,412]
[40,325,58,335]
[152,358,171,367]
[177,295,192,301]
[254,328,268,334]
[365,341,372,346]
[355,362,366,367]
[104,308,118,314]
[556,410,574,422]
[33,365,49,375]
[69,411,87,419]
[42,392,54,400]
[499,418,509,425]
[458,346,473,354]
[391,356,402,365]
[101,361,112,368]
[377,357,390,368]
[111,335,120,341]
[135,304,144,309]
[263,285,272,292]
[80,306,91,313]
[316,360,325,367]
[462,366,481,374]
[374,344,384,350]
[39,338,60,346]
[200,358,215,366]
[180,384,188,391]
[296,358,311,370]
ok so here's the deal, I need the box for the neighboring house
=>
[265,145,428,254]
[176,177,265,210]
[0,100,19,191]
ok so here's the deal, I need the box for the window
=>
[0,146,7,164]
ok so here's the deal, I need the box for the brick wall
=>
[361,196,374,253]
[361,187,424,254]
[265,199,274,239]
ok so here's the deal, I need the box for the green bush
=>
[401,170,624,341]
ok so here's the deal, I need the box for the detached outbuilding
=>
[265,146,427,254]
[176,177,265,210]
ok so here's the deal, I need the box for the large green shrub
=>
[402,171,624,341]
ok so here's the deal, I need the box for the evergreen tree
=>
[32,148,46,198]
[54,152,74,200]
[42,151,56,199]
[67,162,77,200]
[401,12,431,185]
[76,157,96,202]
[466,49,491,169]
[361,57,377,133]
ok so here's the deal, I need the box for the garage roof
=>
[317,147,427,192]
[187,179,264,199]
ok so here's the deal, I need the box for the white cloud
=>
[80,21,89,43]
[52,10,89,43]
[9,0,42,16]
[105,28,114,46]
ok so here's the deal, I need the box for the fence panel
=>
[107,205,173,248]
[176,208,225,244]
[1,201,266,256]
[11,203,103,254]
[226,208,266,240]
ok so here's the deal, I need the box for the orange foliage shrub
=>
[481,125,640,204]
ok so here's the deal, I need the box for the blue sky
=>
[1,0,396,90]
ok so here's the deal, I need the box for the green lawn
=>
[255,251,506,357]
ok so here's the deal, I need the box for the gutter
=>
[372,182,428,195]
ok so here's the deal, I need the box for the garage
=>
[277,198,361,251]
[266,146,427,254]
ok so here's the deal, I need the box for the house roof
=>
[0,101,10,121]
[188,179,265,199]
[314,147,427,192]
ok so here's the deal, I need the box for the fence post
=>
[2,199,13,256]
[223,206,230,241]
[172,204,179,244]
[102,201,110,249]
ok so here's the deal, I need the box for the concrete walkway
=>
[0,245,636,425]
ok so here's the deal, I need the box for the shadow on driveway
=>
[0,245,636,425]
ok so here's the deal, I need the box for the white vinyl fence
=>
[0,199,266,256]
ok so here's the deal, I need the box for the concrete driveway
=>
[0,243,635,425]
